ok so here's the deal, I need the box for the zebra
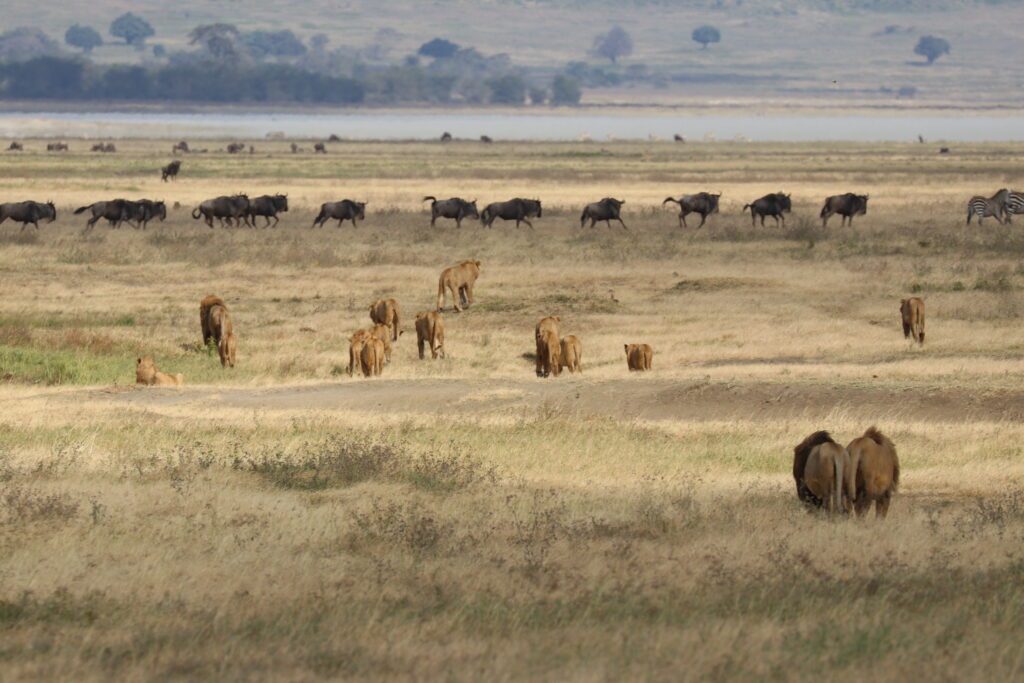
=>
[1002,190,1024,223]
[966,189,1009,225]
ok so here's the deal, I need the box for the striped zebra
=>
[966,188,1009,225]
[1003,190,1024,222]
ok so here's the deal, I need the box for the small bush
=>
[0,484,79,524]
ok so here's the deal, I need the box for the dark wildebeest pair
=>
[7,141,22,151]
[75,199,166,233]
[226,143,245,154]
[192,195,251,228]
[161,160,182,182]
[820,193,868,227]
[581,198,627,230]
[91,142,116,153]
[743,192,792,227]
[312,200,366,228]
[172,141,190,154]
[46,142,68,152]
[423,196,478,228]
[0,201,56,230]
[662,192,721,228]
[247,195,289,227]
[480,198,542,229]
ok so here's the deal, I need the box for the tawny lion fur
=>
[846,427,900,518]
[537,329,561,378]
[415,311,446,359]
[135,356,184,386]
[437,260,481,312]
[348,329,372,377]
[624,343,653,371]
[360,337,385,377]
[792,430,854,514]
[900,297,925,344]
[560,335,582,374]
[369,298,400,341]
[534,316,561,377]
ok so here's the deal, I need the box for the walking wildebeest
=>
[0,201,56,231]
[75,199,132,232]
[743,192,792,227]
[46,142,68,152]
[440,132,453,142]
[91,142,116,152]
[161,160,182,182]
[314,142,327,154]
[820,193,868,227]
[226,143,245,154]
[580,198,627,230]
[172,141,190,154]
[480,135,493,143]
[7,141,22,151]
[662,192,721,228]
[248,195,288,227]
[423,196,479,228]
[192,195,251,228]
[125,199,167,229]
[312,200,366,228]
[480,198,542,229]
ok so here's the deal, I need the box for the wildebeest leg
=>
[697,213,707,229]
[617,218,628,230]
[680,213,688,228]
[522,217,534,229]
[778,214,784,228]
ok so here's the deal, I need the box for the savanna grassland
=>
[1,138,1024,680]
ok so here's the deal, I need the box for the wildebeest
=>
[172,140,190,154]
[248,194,288,227]
[226,143,245,154]
[328,134,342,142]
[0,201,56,230]
[580,198,627,230]
[91,142,116,152]
[480,135,493,143]
[75,199,133,232]
[820,193,868,227]
[126,199,167,230]
[743,192,792,227]
[480,198,542,229]
[662,192,721,228]
[966,189,1008,225]
[440,132,453,142]
[161,160,182,182]
[192,195,251,228]
[314,142,327,154]
[312,200,366,228]
[46,142,68,152]
[423,196,479,228]
[673,134,685,143]
[7,141,22,151]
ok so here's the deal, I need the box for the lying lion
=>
[136,356,184,386]
[625,343,653,371]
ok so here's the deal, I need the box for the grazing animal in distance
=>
[0,201,56,231]
[480,135,493,143]
[226,142,245,154]
[535,317,561,378]
[91,142,116,152]
[674,134,685,143]
[580,197,627,230]
[423,196,479,228]
[662,192,721,228]
[939,147,950,154]
[624,343,653,371]
[846,427,900,518]
[172,140,190,154]
[161,160,182,182]
[437,260,482,312]
[314,142,327,153]
[560,335,582,374]
[792,430,854,514]
[136,356,184,386]
[46,142,68,152]
[820,193,868,227]
[7,141,23,151]
[900,297,925,344]
[369,298,400,342]
[415,311,446,359]
[312,199,365,228]
[743,192,792,227]
[247,194,288,227]
[480,198,542,229]
[966,189,1009,225]
[440,131,453,142]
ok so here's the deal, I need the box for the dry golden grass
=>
[1,139,1023,680]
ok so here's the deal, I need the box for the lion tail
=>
[73,205,91,215]
[437,275,446,311]
[392,307,400,342]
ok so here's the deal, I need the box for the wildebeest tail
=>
[422,196,436,203]
[191,207,201,219]
[74,205,91,215]
[662,197,680,205]
[820,201,829,218]
[742,203,751,212]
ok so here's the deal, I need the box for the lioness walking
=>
[199,295,237,367]
[415,311,446,359]
[900,297,925,344]
[625,344,653,371]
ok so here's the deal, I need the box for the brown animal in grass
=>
[135,356,184,386]
[220,331,237,368]
[846,427,900,518]
[199,295,236,366]
[535,316,561,377]
[624,343,653,371]
[792,431,854,514]
[369,298,400,341]
[360,337,385,377]
[437,260,481,312]
[560,335,582,374]
[415,311,446,359]
[537,329,561,378]
[370,323,398,364]
[348,329,373,376]
[900,297,925,344]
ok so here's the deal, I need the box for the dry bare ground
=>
[1,139,1023,680]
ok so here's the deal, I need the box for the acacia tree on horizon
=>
[591,26,633,64]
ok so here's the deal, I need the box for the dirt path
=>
[31,378,1024,424]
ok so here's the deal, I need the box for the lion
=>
[534,316,561,377]
[200,295,236,367]
[415,311,446,359]
[369,298,400,342]
[220,331,237,368]
[900,297,924,344]
[846,427,900,518]
[537,329,561,378]
[624,343,653,371]
[792,430,854,514]
[348,329,372,377]
[370,323,400,364]
[437,260,481,312]
[360,337,385,377]
[135,356,184,386]
[560,335,582,374]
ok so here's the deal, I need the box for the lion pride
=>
[534,317,561,377]
[437,260,481,312]
[360,337,385,377]
[415,311,446,359]
[135,356,184,386]
[900,297,924,344]
[560,335,582,374]
[200,295,237,367]
[369,298,400,341]
[625,343,653,371]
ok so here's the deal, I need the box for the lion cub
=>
[624,343,653,371]
[136,356,184,386]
